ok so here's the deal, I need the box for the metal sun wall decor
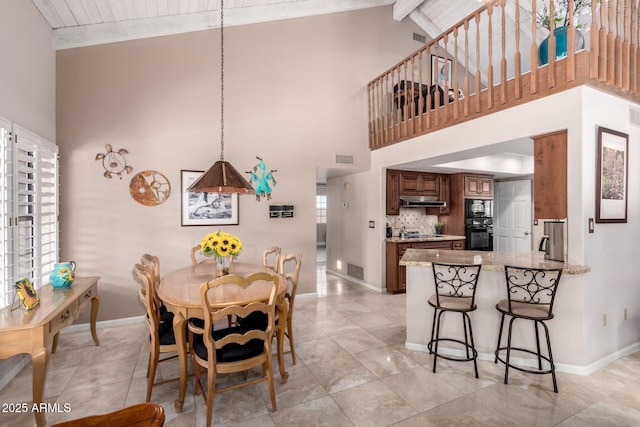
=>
[95,144,133,179]
[246,156,277,201]
[129,170,171,206]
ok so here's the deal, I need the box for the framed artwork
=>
[596,126,628,223]
[14,277,39,310]
[431,54,453,87]
[181,170,239,226]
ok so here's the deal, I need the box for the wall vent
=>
[413,33,427,43]
[335,154,354,165]
[347,263,364,280]
[630,106,640,126]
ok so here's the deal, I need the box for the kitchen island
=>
[400,248,592,372]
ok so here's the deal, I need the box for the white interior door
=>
[494,180,532,252]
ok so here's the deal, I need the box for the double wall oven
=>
[465,199,493,251]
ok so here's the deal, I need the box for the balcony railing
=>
[367,0,640,150]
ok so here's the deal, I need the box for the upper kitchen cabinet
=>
[533,130,567,219]
[399,171,440,196]
[463,174,494,199]
[386,169,401,215]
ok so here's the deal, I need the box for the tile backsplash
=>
[386,209,439,237]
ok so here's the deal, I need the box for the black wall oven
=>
[466,219,493,251]
[465,199,493,251]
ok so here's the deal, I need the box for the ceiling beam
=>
[392,0,425,21]
[52,0,394,49]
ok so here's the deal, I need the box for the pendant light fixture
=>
[186,0,254,194]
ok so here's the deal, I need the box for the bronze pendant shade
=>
[186,0,254,195]
[186,160,253,194]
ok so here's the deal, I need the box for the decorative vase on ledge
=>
[538,26,585,65]
[216,256,231,277]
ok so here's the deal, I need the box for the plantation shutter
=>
[0,117,12,308]
[13,125,59,295]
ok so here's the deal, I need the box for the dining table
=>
[158,260,289,412]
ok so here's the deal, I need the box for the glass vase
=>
[216,256,231,277]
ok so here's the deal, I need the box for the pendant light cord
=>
[220,0,225,161]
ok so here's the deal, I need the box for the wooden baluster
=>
[433,42,440,127]
[410,57,415,133]
[475,13,482,112]
[599,0,608,81]
[616,0,623,87]
[608,0,615,84]
[487,4,494,109]
[567,0,575,82]
[402,63,408,136]
[426,45,432,130]
[442,33,450,124]
[464,20,470,116]
[500,0,507,104]
[376,79,382,147]
[453,27,460,119]
[590,0,599,79]
[514,0,522,99]
[623,0,631,91]
[384,74,389,144]
[631,1,640,95]
[367,84,374,148]
[390,69,396,141]
[417,50,424,132]
[531,0,538,94]
[548,0,557,89]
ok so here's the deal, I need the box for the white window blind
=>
[0,117,12,308]
[0,121,58,309]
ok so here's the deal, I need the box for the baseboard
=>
[325,268,384,293]
[405,340,640,375]
[0,355,30,391]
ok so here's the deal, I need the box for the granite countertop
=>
[386,234,466,243]
[400,248,591,275]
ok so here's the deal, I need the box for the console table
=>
[0,276,100,427]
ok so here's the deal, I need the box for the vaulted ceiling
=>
[32,0,494,50]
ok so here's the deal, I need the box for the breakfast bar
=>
[400,249,592,371]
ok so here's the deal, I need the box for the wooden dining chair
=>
[140,254,172,323]
[279,252,302,365]
[262,246,282,273]
[133,263,180,402]
[188,272,279,427]
[49,402,165,427]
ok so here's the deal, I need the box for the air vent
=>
[413,33,427,43]
[630,106,640,126]
[347,263,364,280]
[335,155,354,165]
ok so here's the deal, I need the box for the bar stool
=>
[494,265,563,392]
[428,262,482,377]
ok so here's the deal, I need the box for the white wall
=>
[0,0,56,389]
[0,0,55,140]
[329,87,640,366]
[56,6,425,321]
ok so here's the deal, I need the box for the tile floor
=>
[2,261,640,426]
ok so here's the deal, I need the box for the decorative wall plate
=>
[129,170,171,206]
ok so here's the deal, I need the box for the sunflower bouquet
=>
[200,231,242,259]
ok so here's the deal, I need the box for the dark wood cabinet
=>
[386,169,448,215]
[463,174,494,199]
[533,130,567,219]
[385,239,465,294]
[386,169,401,215]
[399,171,440,196]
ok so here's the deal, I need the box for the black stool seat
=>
[494,266,563,393]
[428,262,481,378]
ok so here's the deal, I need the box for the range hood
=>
[400,195,447,208]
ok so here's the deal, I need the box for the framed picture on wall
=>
[431,54,453,87]
[596,126,628,223]
[181,170,239,226]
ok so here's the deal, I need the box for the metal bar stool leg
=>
[504,316,516,385]
[465,312,479,378]
[541,320,558,393]
[462,312,470,359]
[432,309,445,373]
[494,312,505,363]
[429,305,438,354]
[534,320,543,370]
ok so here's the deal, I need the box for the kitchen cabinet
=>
[463,174,494,199]
[386,169,401,215]
[386,169,448,215]
[385,239,465,293]
[399,171,440,196]
[533,130,567,219]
